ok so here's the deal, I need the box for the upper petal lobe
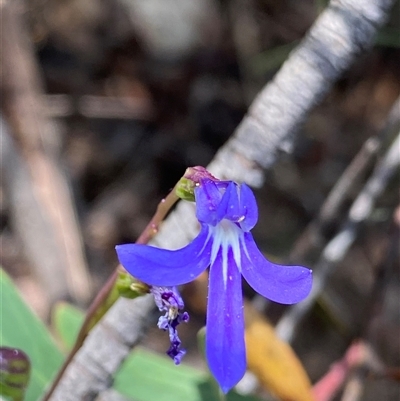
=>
[216,181,241,223]
[238,184,258,231]
[195,179,222,225]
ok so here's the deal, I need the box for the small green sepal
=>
[176,166,218,202]
[116,271,150,299]
[175,177,197,201]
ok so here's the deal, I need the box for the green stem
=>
[43,185,180,401]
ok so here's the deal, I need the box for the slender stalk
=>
[43,186,179,401]
[276,132,400,343]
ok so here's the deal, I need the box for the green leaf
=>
[0,269,63,401]
[114,348,210,401]
[52,302,85,351]
[114,348,260,401]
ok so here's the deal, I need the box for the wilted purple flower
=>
[150,286,189,364]
[116,178,312,393]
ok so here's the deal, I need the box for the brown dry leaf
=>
[245,302,314,401]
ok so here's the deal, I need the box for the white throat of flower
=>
[210,220,243,288]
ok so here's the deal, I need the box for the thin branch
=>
[312,340,385,401]
[339,341,387,401]
[340,371,365,401]
[1,0,92,304]
[0,116,69,306]
[276,131,400,343]
[251,95,400,313]
[312,340,367,401]
[42,95,154,121]
[291,96,400,262]
[46,0,396,399]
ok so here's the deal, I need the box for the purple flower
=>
[150,286,189,364]
[116,178,312,393]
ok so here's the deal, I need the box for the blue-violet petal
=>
[240,232,312,304]
[206,247,246,394]
[116,225,212,286]
[195,179,222,226]
[238,184,258,231]
[216,181,242,223]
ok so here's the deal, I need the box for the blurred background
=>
[1,0,399,400]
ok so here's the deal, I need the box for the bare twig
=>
[311,206,400,401]
[312,340,385,401]
[340,371,365,401]
[0,116,72,309]
[290,96,400,262]
[0,0,91,304]
[42,95,154,120]
[312,341,365,401]
[252,96,400,314]
[339,343,388,401]
[276,131,400,343]
[46,0,396,399]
